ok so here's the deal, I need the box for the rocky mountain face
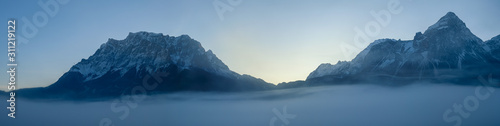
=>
[20,32,274,99]
[485,35,500,61]
[307,12,500,85]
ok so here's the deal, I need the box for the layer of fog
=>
[1,84,500,126]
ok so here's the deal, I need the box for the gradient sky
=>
[1,0,500,90]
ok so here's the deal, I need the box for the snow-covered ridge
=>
[307,61,351,79]
[69,31,237,82]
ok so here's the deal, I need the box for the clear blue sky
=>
[1,0,499,90]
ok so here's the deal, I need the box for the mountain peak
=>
[417,11,482,47]
[443,11,458,19]
[33,32,275,98]
[69,32,239,82]
[425,12,466,32]
[125,31,166,41]
[129,31,165,38]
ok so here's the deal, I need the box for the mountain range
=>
[9,12,500,99]
[305,12,500,86]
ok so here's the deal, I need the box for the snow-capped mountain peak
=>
[25,32,274,98]
[426,12,466,32]
[419,12,482,47]
[69,32,237,82]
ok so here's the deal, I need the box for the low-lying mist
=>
[2,83,500,126]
